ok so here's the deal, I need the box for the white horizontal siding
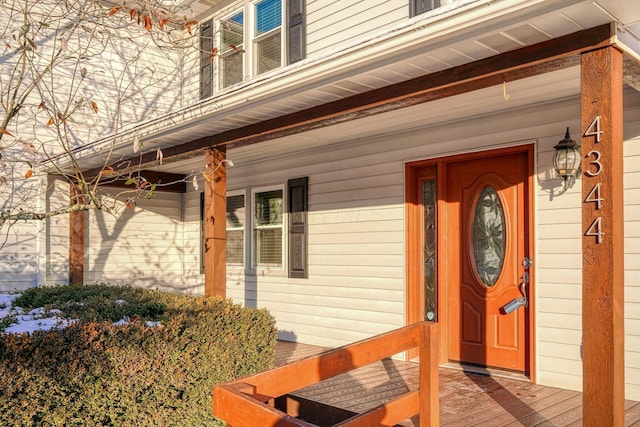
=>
[624,127,640,401]
[85,190,186,292]
[306,0,407,57]
[0,174,44,291]
[45,178,70,286]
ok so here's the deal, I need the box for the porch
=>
[275,340,640,426]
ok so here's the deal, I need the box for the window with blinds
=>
[219,11,244,88]
[253,188,283,267]
[200,1,306,96]
[254,0,282,75]
[226,193,245,265]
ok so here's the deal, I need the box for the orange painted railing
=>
[213,321,440,427]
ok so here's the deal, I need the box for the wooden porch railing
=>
[213,321,439,427]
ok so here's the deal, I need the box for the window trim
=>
[251,185,286,270]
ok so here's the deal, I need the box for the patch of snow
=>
[1,293,78,335]
[1,293,162,334]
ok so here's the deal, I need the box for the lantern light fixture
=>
[553,127,581,191]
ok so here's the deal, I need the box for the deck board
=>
[274,340,640,426]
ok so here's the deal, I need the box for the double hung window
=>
[219,11,245,88]
[201,178,308,277]
[252,188,284,267]
[254,0,282,75]
[200,0,306,98]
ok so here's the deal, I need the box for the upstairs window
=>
[219,11,245,88]
[200,0,306,98]
[254,0,282,75]
[411,0,441,17]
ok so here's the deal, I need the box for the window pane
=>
[255,190,283,226]
[221,53,243,87]
[472,186,505,287]
[256,0,281,35]
[221,12,244,50]
[227,230,244,264]
[226,195,245,265]
[412,0,441,16]
[255,228,282,265]
[227,195,245,227]
[219,12,244,88]
[423,179,437,321]
[256,31,281,74]
[254,189,283,267]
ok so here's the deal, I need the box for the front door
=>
[446,151,530,372]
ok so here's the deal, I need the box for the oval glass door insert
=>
[472,186,506,287]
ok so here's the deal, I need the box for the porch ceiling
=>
[163,65,581,174]
[72,0,640,175]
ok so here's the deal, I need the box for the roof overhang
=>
[65,0,640,179]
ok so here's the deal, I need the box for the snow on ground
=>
[0,293,77,334]
[0,293,161,334]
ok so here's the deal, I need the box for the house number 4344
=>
[584,115,604,244]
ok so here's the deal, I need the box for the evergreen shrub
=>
[0,284,277,426]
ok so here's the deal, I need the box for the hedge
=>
[0,285,277,426]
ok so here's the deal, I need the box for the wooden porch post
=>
[204,147,227,297]
[69,182,85,285]
[419,323,440,427]
[581,46,624,426]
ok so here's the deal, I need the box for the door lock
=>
[502,257,532,314]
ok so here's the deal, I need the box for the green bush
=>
[0,284,278,426]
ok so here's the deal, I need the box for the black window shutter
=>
[288,177,308,278]
[200,19,213,99]
[287,0,306,64]
[411,0,440,17]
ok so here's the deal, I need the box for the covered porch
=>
[274,340,640,426]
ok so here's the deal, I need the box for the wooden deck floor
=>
[275,341,640,426]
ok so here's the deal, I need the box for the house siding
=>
[624,114,640,400]
[44,178,71,286]
[84,190,186,293]
[0,222,40,291]
[0,175,45,292]
[306,0,407,57]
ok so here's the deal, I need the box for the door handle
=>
[502,257,532,314]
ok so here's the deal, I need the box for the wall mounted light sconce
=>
[552,127,581,192]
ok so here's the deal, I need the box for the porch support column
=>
[204,146,227,297]
[69,182,85,285]
[581,46,624,425]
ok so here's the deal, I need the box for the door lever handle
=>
[502,258,531,314]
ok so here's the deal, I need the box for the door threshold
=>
[442,362,531,382]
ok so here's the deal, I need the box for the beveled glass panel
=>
[423,180,437,321]
[472,186,505,287]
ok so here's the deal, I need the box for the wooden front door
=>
[446,151,530,372]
